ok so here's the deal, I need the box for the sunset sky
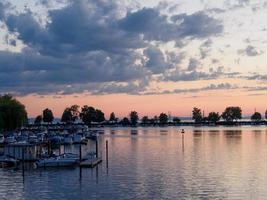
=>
[1,0,267,118]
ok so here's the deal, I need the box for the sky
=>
[0,0,267,118]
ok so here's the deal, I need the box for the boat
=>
[16,135,28,144]
[5,135,16,144]
[73,133,86,144]
[0,135,4,144]
[0,155,18,167]
[37,133,45,142]
[36,153,79,167]
[29,135,38,144]
[86,132,99,141]
[63,135,73,145]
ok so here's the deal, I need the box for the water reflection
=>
[2,127,267,199]
[130,129,138,135]
[223,130,242,138]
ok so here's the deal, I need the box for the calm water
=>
[1,126,267,200]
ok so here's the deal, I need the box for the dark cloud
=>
[0,0,224,95]
[238,45,264,56]
[163,66,225,82]
[144,83,236,95]
[120,9,223,41]
[187,58,200,71]
[199,39,213,59]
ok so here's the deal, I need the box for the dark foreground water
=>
[1,126,267,200]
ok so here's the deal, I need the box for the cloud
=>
[144,83,237,95]
[120,9,223,41]
[0,0,224,95]
[238,45,264,56]
[187,58,201,71]
[163,66,226,82]
[199,39,213,59]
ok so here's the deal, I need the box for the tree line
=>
[1,94,267,131]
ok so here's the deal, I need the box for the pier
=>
[80,157,102,168]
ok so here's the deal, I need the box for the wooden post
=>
[95,139,98,158]
[79,145,82,162]
[22,147,25,177]
[59,145,61,155]
[182,129,185,153]
[106,140,108,169]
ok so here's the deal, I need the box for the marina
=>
[2,126,267,199]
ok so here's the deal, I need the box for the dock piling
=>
[79,145,82,162]
[106,140,108,169]
[96,139,98,158]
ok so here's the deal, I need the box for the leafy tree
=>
[251,112,262,121]
[34,115,43,124]
[207,112,220,123]
[159,113,168,124]
[192,107,202,123]
[173,117,181,124]
[0,94,28,131]
[121,117,130,125]
[221,106,242,122]
[43,108,54,123]
[129,111,139,126]
[95,109,105,122]
[80,106,105,125]
[80,106,95,125]
[142,116,149,124]
[61,105,80,123]
[61,108,72,123]
[109,112,116,121]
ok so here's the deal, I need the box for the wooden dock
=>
[79,158,102,168]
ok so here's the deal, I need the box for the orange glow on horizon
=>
[17,91,267,118]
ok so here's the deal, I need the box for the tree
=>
[221,106,242,122]
[129,111,139,126]
[61,108,72,123]
[251,112,262,121]
[61,105,80,123]
[109,112,116,122]
[121,117,130,125]
[192,107,202,123]
[159,113,168,124]
[80,106,105,125]
[95,109,105,122]
[173,117,181,124]
[43,108,54,123]
[34,115,43,125]
[80,106,95,125]
[0,94,28,131]
[207,112,220,123]
[142,116,149,124]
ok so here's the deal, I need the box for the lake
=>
[1,126,267,200]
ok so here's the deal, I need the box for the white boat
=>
[0,155,18,167]
[73,134,85,143]
[5,136,16,144]
[0,135,4,144]
[37,133,45,142]
[29,135,38,144]
[16,135,28,144]
[64,136,73,145]
[36,153,79,167]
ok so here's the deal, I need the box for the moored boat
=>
[0,155,18,167]
[36,153,79,167]
[0,134,4,144]
[63,136,73,145]
[5,135,16,144]
[29,135,38,144]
